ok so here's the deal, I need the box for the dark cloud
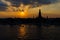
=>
[0,0,59,11]
[0,2,7,11]
[6,0,58,7]
[7,0,51,7]
[0,0,59,6]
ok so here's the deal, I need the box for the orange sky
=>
[0,2,60,18]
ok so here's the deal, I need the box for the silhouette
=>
[0,9,60,40]
[0,9,60,25]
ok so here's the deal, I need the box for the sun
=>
[20,12,25,16]
[17,11,28,18]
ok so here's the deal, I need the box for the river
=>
[0,24,60,40]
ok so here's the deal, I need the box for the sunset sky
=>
[0,0,60,18]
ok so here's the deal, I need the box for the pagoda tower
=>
[38,9,42,19]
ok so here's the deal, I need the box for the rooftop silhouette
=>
[0,9,60,25]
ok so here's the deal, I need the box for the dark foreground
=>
[0,24,60,40]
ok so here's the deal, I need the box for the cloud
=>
[0,0,60,11]
[1,0,13,7]
[0,0,60,6]
[0,2,7,11]
[41,2,60,18]
[0,0,60,18]
[7,0,51,6]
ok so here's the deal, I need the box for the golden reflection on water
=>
[18,24,38,39]
[18,24,27,38]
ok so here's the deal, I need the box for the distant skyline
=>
[0,0,60,18]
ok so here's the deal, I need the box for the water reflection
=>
[0,24,60,40]
[18,24,27,38]
[18,24,40,39]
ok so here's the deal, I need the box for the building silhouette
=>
[38,9,42,18]
[36,9,43,19]
[0,9,60,25]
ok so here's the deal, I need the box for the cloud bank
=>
[0,0,59,11]
[0,0,60,12]
[0,0,60,18]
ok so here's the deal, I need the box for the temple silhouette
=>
[0,9,60,25]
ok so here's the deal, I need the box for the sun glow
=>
[17,11,28,18]
[20,12,25,16]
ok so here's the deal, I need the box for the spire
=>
[39,9,42,18]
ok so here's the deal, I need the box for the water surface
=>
[0,24,60,40]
